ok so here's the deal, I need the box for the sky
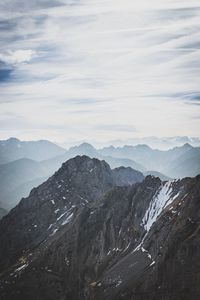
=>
[0,0,200,145]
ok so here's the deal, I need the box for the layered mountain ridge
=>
[0,155,199,300]
[0,138,66,165]
[0,138,200,213]
[0,156,143,271]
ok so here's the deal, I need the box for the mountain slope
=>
[0,156,143,270]
[0,141,199,212]
[66,143,146,171]
[0,158,49,210]
[94,175,200,300]
[0,142,145,211]
[99,143,200,178]
[0,138,66,165]
[143,170,171,181]
[165,147,200,178]
[0,207,7,219]
[0,156,199,300]
[0,152,144,211]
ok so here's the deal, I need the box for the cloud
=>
[0,50,36,65]
[0,0,200,142]
[0,0,64,13]
[95,124,137,133]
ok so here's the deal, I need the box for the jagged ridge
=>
[0,156,199,300]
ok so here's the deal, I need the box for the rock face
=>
[0,156,199,300]
[0,207,7,219]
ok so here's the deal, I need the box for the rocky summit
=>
[0,156,199,300]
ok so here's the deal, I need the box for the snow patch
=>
[150,261,155,267]
[15,264,28,272]
[50,228,58,236]
[57,211,68,221]
[47,224,53,230]
[142,181,180,232]
[77,195,89,203]
[113,276,123,287]
[124,242,131,252]
[61,212,74,226]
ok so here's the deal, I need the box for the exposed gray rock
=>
[0,156,199,300]
[0,207,7,219]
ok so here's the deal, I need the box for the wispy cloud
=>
[0,0,200,142]
[0,49,36,64]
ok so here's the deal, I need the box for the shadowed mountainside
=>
[0,156,199,300]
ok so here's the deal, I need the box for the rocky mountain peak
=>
[0,156,143,271]
[59,155,111,175]
[0,156,199,300]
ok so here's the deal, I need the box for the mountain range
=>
[107,136,200,149]
[63,136,200,150]
[98,142,200,178]
[0,155,199,300]
[0,138,200,213]
[0,138,66,165]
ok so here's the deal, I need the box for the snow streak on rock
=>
[142,181,179,232]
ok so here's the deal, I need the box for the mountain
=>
[68,142,100,157]
[0,158,49,210]
[106,136,200,149]
[0,138,66,165]
[0,156,199,300]
[99,144,153,161]
[61,136,200,150]
[99,143,200,178]
[0,143,145,211]
[143,170,171,181]
[0,141,199,211]
[103,155,146,172]
[0,207,7,219]
[166,147,200,178]
[112,166,144,185]
[67,143,146,172]
[0,156,143,269]
[50,142,200,178]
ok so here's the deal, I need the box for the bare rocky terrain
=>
[0,156,199,300]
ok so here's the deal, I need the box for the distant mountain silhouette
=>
[0,139,199,211]
[0,138,66,165]
[0,158,49,210]
[0,146,144,211]
[99,143,200,178]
